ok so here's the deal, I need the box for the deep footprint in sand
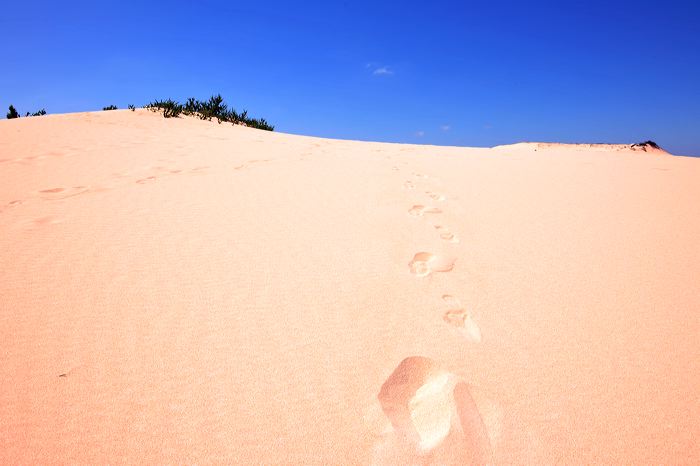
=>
[408,252,455,277]
[408,205,442,217]
[374,356,494,463]
[39,186,90,200]
[442,295,482,342]
[434,225,459,243]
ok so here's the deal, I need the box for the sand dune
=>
[1,110,699,464]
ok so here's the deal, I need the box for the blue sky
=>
[2,0,699,155]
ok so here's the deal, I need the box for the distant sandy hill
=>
[1,110,698,464]
[492,141,671,155]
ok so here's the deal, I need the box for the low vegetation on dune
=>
[6,105,46,118]
[632,140,661,150]
[145,94,274,131]
[5,97,274,131]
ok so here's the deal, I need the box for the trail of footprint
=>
[408,252,455,277]
[434,225,459,243]
[408,205,442,217]
[38,186,90,200]
[441,295,481,342]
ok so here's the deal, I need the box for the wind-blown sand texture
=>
[1,110,699,464]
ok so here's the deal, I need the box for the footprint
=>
[442,295,482,342]
[135,176,156,184]
[374,356,493,462]
[413,172,429,179]
[408,205,442,217]
[39,186,89,200]
[25,216,63,228]
[408,252,455,277]
[426,191,446,201]
[403,180,415,190]
[434,225,459,243]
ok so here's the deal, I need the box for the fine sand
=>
[1,110,698,464]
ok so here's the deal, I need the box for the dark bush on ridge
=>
[183,97,200,115]
[103,105,118,111]
[632,140,661,150]
[145,94,274,131]
[26,109,46,117]
[145,99,182,118]
[6,105,20,119]
[128,104,135,111]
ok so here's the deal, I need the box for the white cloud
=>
[440,125,451,132]
[415,130,425,137]
[372,66,393,76]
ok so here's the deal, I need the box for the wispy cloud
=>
[440,125,451,132]
[366,62,393,76]
[415,130,425,137]
[372,66,393,76]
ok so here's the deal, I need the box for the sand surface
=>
[1,110,699,464]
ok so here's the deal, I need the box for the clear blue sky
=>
[2,0,699,155]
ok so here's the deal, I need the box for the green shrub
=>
[183,97,200,115]
[103,105,118,111]
[6,105,20,119]
[128,104,135,111]
[144,94,273,130]
[145,99,182,118]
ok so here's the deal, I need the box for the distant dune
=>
[1,110,698,464]
[492,141,672,155]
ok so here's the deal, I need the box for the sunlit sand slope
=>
[1,110,698,464]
